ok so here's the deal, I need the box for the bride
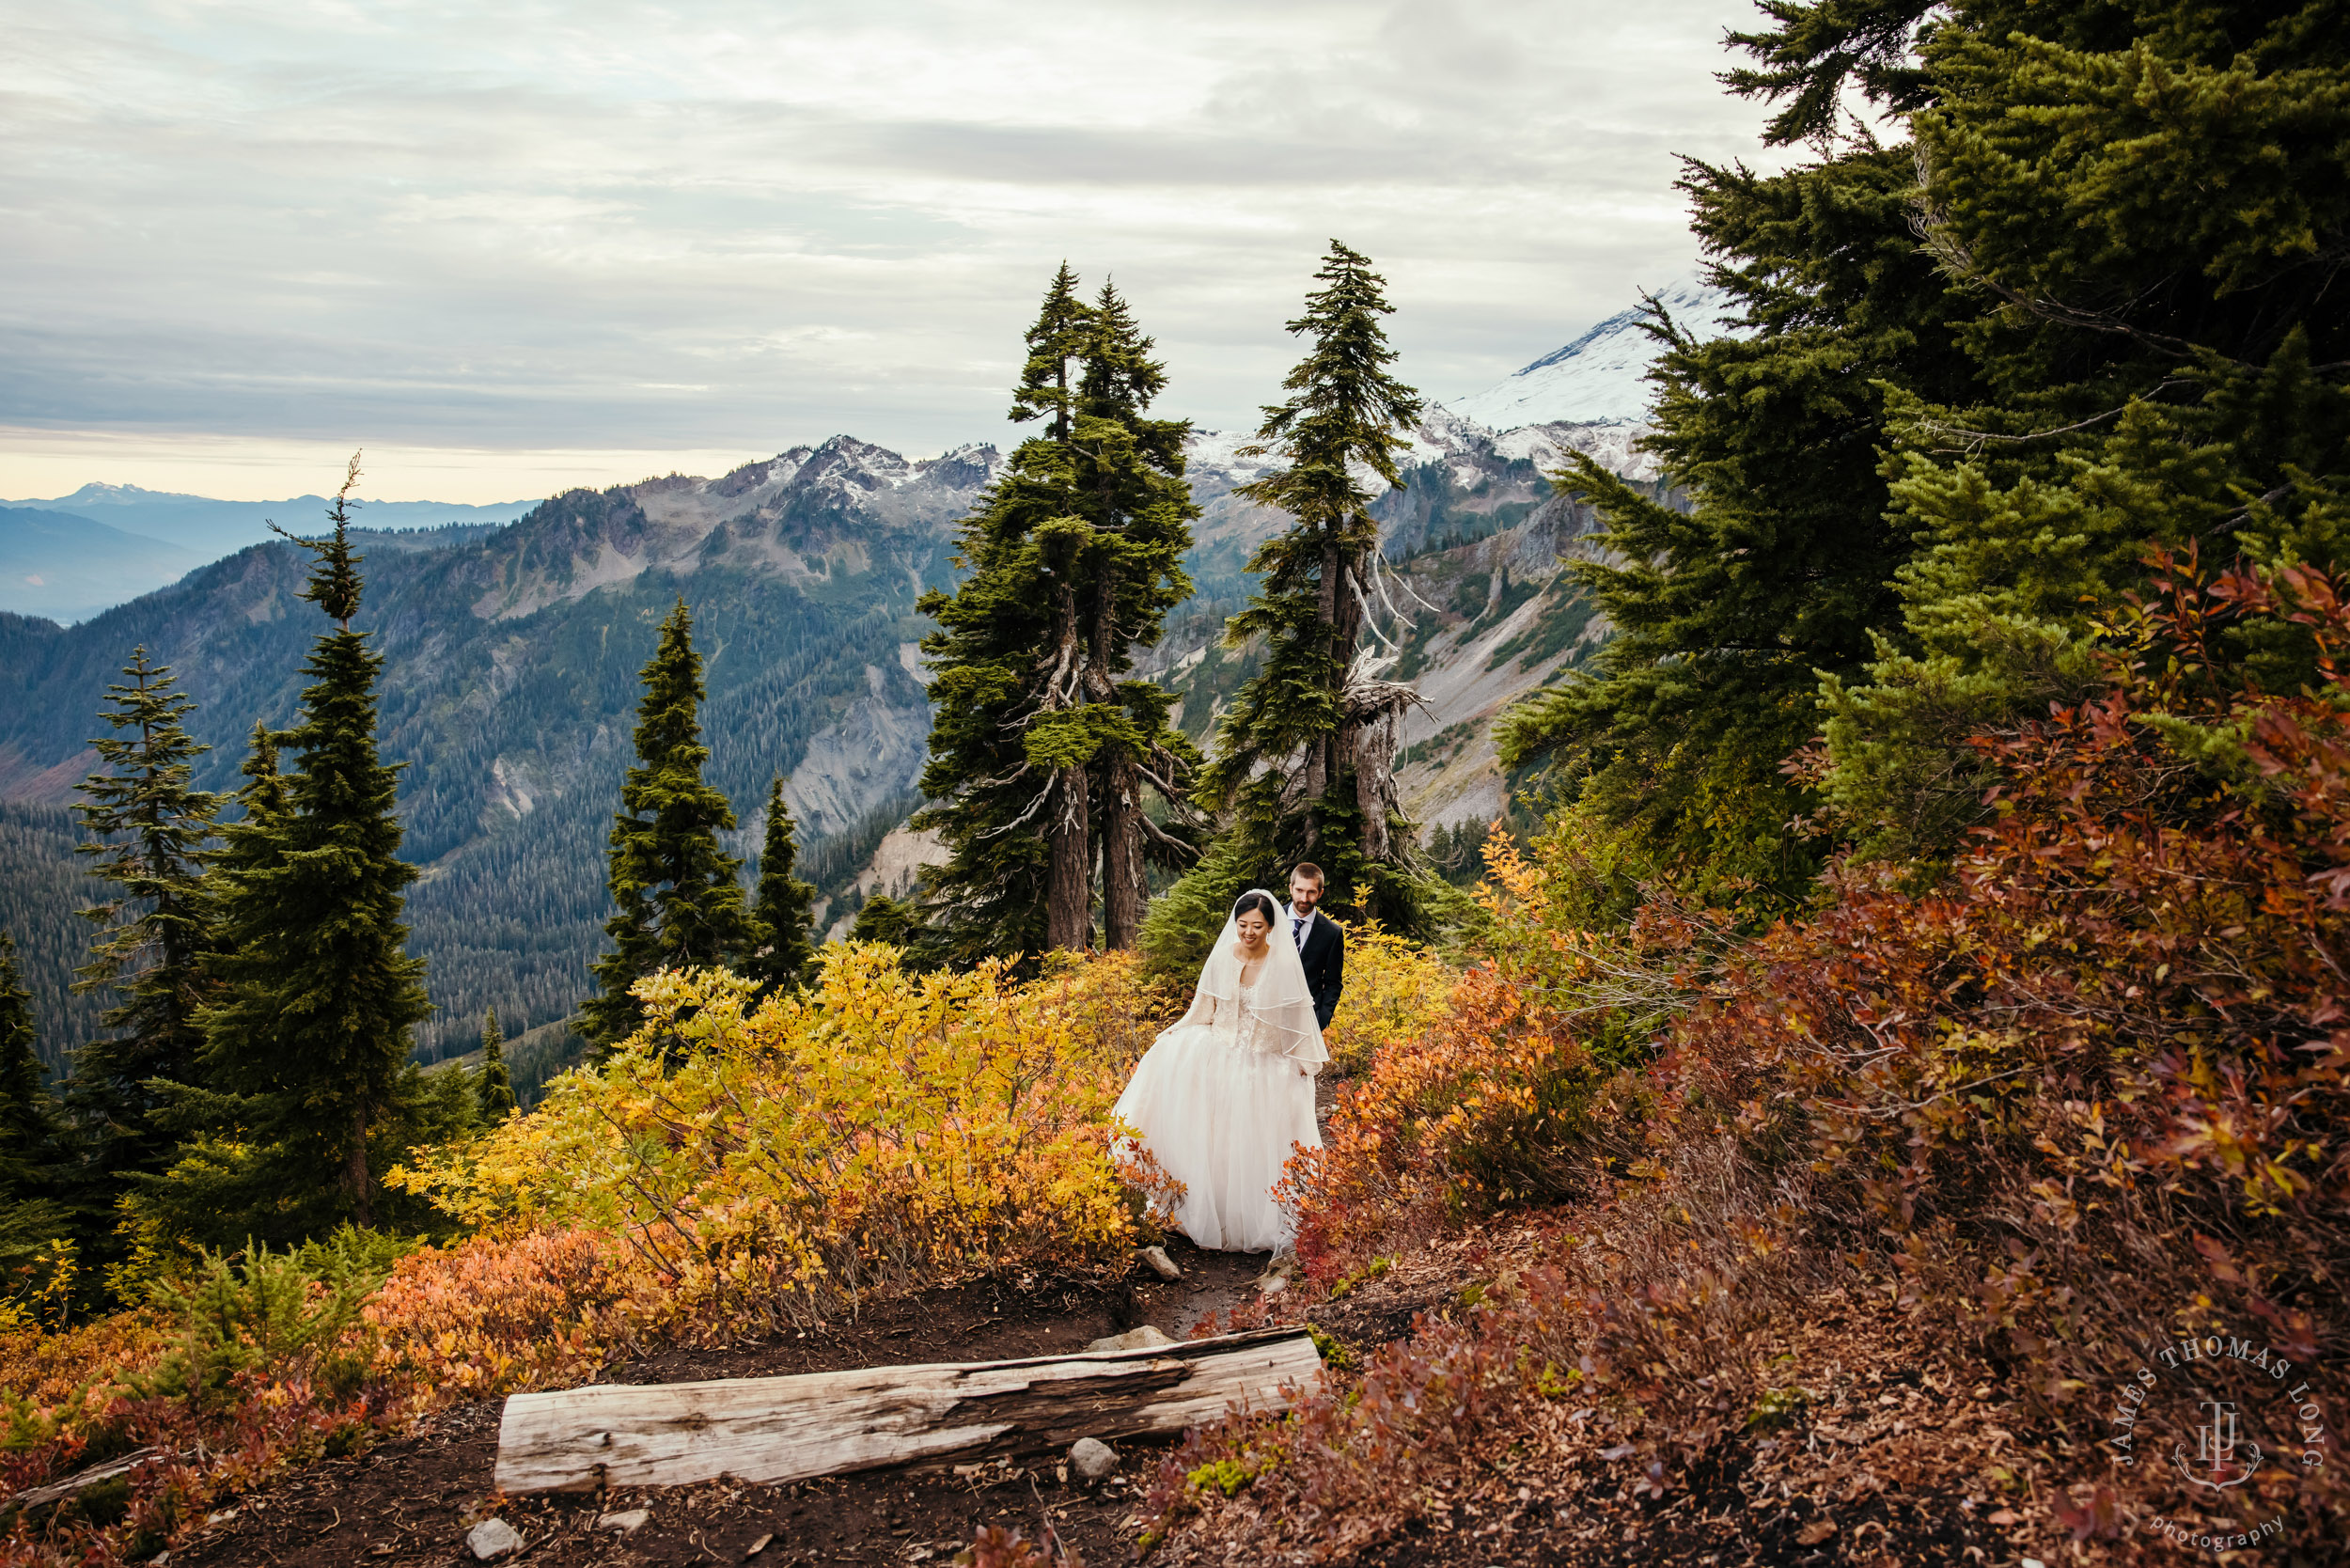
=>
[1113,889,1327,1252]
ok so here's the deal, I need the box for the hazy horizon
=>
[3,0,1793,504]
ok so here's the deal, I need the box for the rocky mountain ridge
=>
[0,414,1637,1072]
[5,481,540,558]
[0,290,1705,1076]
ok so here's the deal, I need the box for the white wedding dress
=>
[1112,893,1327,1252]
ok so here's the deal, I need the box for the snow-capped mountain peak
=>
[1440,276,1738,433]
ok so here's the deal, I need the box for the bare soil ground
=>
[168,1242,1273,1568]
[157,1221,2075,1568]
[155,1062,2076,1568]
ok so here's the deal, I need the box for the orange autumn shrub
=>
[1642,553,2350,1544]
[0,948,1179,1566]
[0,1313,165,1425]
[1230,551,2350,1560]
[363,1227,655,1398]
[1283,830,1705,1284]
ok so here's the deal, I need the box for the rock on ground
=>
[466,1517,524,1560]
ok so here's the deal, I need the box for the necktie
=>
[1292,914,1307,949]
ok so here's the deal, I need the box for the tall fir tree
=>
[67,649,222,1192]
[1496,1,2350,873]
[916,266,1089,959]
[188,457,432,1233]
[1493,146,1984,902]
[746,778,817,995]
[0,929,75,1268]
[476,1008,515,1121]
[1152,242,1447,965]
[1076,281,1206,949]
[914,266,1199,961]
[146,722,291,1233]
[1816,0,2350,852]
[582,598,753,1043]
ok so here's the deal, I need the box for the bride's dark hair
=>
[1231,890,1280,925]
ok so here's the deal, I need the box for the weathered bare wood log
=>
[7,1446,182,1513]
[494,1327,1321,1497]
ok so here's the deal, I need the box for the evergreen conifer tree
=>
[1497,1,2350,870]
[212,723,291,912]
[476,1009,515,1121]
[746,778,817,995]
[582,599,752,1043]
[67,649,222,1189]
[1816,0,2350,850]
[0,930,74,1261]
[1493,148,1983,900]
[1153,242,1447,962]
[1076,281,1206,949]
[138,723,290,1240]
[916,266,1199,962]
[189,457,432,1232]
[0,932,58,1180]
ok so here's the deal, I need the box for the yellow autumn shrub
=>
[391,944,1176,1326]
[1319,924,1455,1078]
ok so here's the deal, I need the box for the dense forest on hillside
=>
[0,804,105,1057]
[0,459,958,1066]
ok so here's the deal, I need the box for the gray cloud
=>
[0,0,1789,469]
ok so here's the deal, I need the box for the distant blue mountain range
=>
[0,484,538,623]
[2,507,210,624]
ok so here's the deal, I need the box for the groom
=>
[1284,863,1345,1030]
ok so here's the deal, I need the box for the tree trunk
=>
[1045,765,1091,949]
[1100,752,1144,949]
[342,1113,374,1228]
[1319,541,1373,850]
[1044,579,1091,950]
[494,1329,1323,1496]
[1355,704,1396,863]
[1087,560,1146,949]
[1345,674,1419,869]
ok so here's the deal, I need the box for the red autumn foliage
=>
[1676,550,2350,1360]
[1159,550,2350,1561]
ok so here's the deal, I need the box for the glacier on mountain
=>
[1438,276,1737,432]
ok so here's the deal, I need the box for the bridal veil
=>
[1185,888,1329,1070]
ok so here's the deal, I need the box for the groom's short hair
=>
[1292,863,1324,886]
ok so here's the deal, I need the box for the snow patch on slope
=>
[1440,277,1740,432]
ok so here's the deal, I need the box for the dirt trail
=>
[164,1078,1449,1567]
[168,1241,1280,1568]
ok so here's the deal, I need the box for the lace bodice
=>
[1195,976,1293,1060]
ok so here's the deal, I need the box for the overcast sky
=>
[0,0,1790,503]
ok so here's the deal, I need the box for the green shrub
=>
[131,1230,399,1406]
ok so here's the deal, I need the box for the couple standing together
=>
[1112,865,1344,1253]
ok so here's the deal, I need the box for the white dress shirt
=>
[1283,903,1318,951]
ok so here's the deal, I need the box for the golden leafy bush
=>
[392,945,1170,1323]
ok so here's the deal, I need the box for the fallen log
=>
[494,1327,1321,1497]
[6,1446,184,1514]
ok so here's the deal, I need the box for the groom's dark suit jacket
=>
[1291,910,1345,1031]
